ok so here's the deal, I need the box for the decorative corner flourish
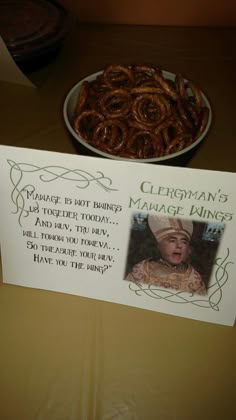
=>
[128,248,233,311]
[7,159,118,226]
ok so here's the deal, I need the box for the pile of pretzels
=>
[72,64,209,159]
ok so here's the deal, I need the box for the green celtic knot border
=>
[128,248,233,311]
[8,159,118,226]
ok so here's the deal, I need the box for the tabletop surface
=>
[0,23,236,420]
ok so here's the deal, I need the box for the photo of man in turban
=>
[126,215,207,295]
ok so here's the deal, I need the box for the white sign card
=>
[0,145,235,326]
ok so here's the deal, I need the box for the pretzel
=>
[72,64,210,159]
[195,107,210,139]
[103,64,134,89]
[165,134,192,155]
[175,74,188,99]
[74,81,89,115]
[126,130,163,159]
[100,89,132,119]
[132,93,170,127]
[73,110,104,141]
[93,119,128,153]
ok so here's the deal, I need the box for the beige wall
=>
[63,0,236,26]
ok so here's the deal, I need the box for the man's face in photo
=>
[158,233,190,266]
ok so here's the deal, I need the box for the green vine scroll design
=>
[128,248,233,311]
[8,159,118,226]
